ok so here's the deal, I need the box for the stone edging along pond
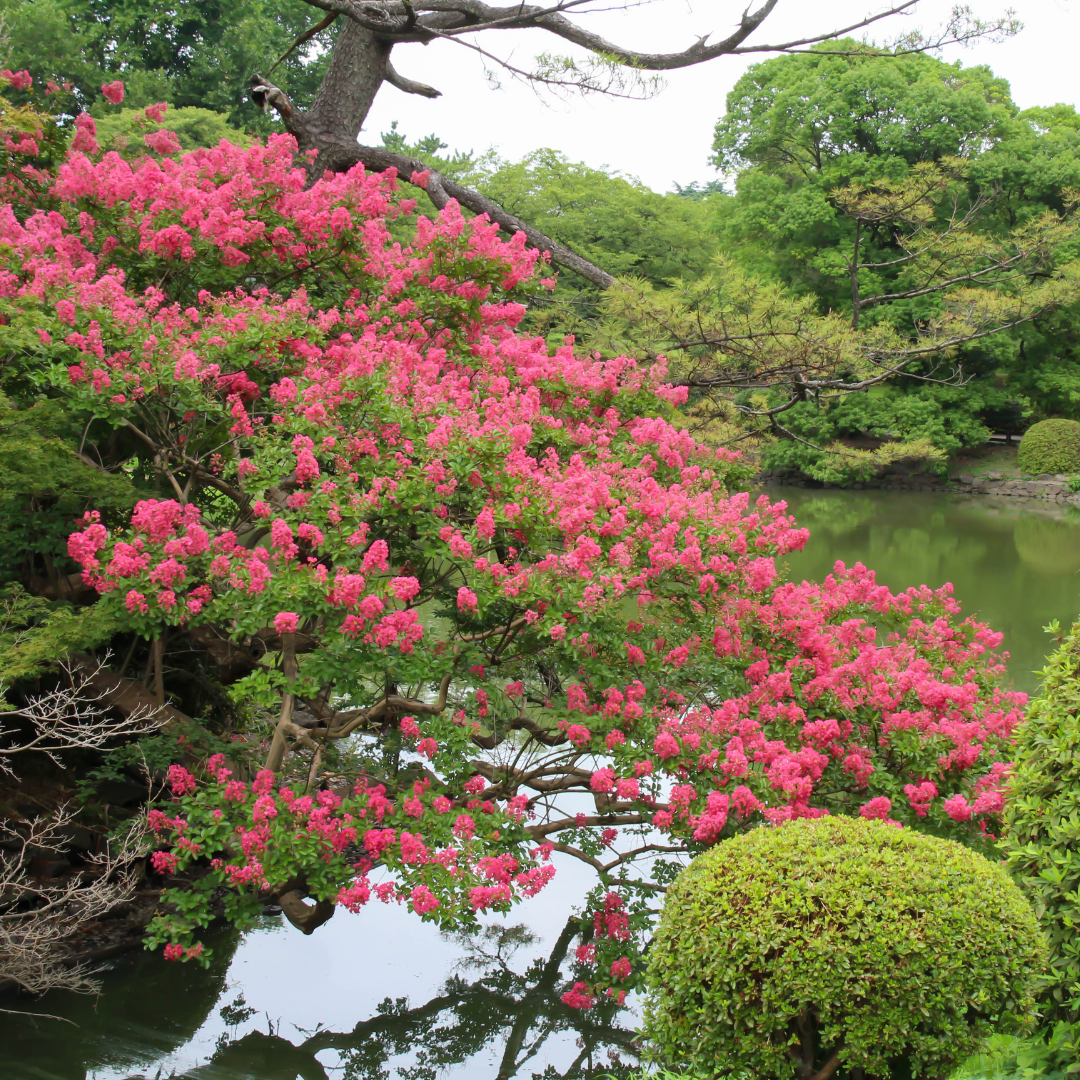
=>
[756,469,1080,503]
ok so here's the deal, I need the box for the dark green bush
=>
[1003,621,1080,1074]
[1017,419,1080,474]
[643,817,1045,1080]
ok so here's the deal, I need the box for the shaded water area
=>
[5,488,1080,1079]
[777,488,1080,694]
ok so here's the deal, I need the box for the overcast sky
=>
[359,0,1078,192]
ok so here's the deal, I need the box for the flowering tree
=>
[0,83,1025,1004]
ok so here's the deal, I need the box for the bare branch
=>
[384,59,443,97]
[0,813,148,1001]
[0,656,171,772]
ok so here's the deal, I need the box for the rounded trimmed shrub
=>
[1017,418,1080,474]
[643,817,1045,1080]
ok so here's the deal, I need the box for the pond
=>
[4,487,1078,1079]
[777,488,1080,694]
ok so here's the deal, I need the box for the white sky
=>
[360,0,1079,192]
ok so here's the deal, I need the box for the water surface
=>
[5,487,1079,1078]
[777,488,1080,693]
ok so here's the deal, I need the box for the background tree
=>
[0,0,330,129]
[589,42,1080,481]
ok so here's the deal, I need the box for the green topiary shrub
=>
[93,106,251,159]
[643,817,1045,1080]
[1017,419,1080,474]
[1003,620,1080,1074]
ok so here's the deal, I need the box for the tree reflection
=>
[183,918,638,1080]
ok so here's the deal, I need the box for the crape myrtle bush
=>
[1003,620,1080,1073]
[643,817,1045,1080]
[0,76,1027,999]
[1016,418,1080,475]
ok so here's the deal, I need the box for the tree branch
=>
[339,140,615,287]
[384,59,442,96]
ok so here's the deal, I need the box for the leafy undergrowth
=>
[607,1034,1074,1080]
[949,1034,1074,1080]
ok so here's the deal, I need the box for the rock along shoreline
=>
[757,470,1080,503]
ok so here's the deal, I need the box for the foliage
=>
[757,385,997,483]
[1016,419,1080,475]
[74,715,248,807]
[0,395,137,588]
[0,0,330,130]
[475,150,717,290]
[1002,620,1080,1075]
[589,239,1076,474]
[94,105,250,159]
[0,587,115,686]
[643,816,1045,1080]
[685,43,1080,475]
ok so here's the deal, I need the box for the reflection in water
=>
[0,911,635,1080]
[0,925,239,1080]
[174,919,633,1080]
[1012,515,1080,575]
[777,489,1080,693]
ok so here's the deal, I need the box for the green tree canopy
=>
[681,43,1080,479]
[0,0,330,129]
[711,42,1019,306]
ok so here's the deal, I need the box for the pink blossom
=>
[653,732,680,759]
[274,612,299,635]
[167,765,196,796]
[362,539,390,573]
[590,768,615,794]
[410,885,440,914]
[943,794,973,822]
[476,507,496,538]
[859,796,893,820]
[390,576,420,602]
[101,81,124,104]
[562,982,596,1009]
[566,724,591,747]
[151,851,179,875]
[71,113,99,154]
[144,128,181,155]
[125,590,149,613]
[1,69,32,90]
